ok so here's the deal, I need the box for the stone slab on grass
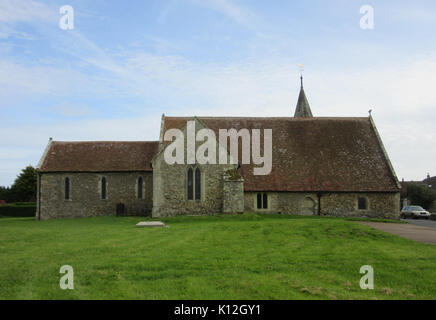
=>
[136,221,165,228]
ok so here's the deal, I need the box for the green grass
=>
[0,214,435,300]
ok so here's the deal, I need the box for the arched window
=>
[64,177,70,200]
[187,167,202,201]
[101,177,107,200]
[195,168,201,201]
[137,177,143,199]
[263,193,268,209]
[302,197,316,215]
[187,168,193,200]
[358,197,368,210]
[257,193,268,209]
[257,193,262,209]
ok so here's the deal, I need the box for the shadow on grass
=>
[0,213,404,226]
[138,212,405,225]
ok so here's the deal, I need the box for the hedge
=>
[12,202,36,207]
[0,205,36,217]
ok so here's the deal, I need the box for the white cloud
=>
[2,49,436,184]
[0,25,36,40]
[389,4,436,23]
[1,0,435,185]
[0,59,109,99]
[188,0,259,30]
[0,0,55,23]
[0,0,55,39]
[48,102,93,117]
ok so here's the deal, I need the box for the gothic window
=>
[187,168,193,200]
[101,177,107,200]
[263,193,268,209]
[187,167,202,201]
[137,177,143,199]
[195,168,201,201]
[64,177,70,200]
[257,193,268,209]
[358,197,368,210]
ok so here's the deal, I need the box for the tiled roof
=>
[163,116,400,192]
[39,141,159,172]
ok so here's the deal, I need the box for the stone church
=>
[36,79,401,220]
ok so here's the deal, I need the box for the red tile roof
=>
[38,116,400,193]
[39,141,158,172]
[163,116,400,192]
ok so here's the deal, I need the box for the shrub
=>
[224,168,242,180]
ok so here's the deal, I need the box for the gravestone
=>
[136,221,165,227]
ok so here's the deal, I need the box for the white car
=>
[401,206,431,219]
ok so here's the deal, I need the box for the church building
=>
[36,79,401,220]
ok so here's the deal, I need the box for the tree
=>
[406,183,436,210]
[10,166,37,202]
[423,176,436,191]
[0,186,13,202]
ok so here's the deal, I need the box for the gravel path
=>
[356,221,436,245]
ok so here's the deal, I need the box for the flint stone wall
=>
[37,172,152,220]
[244,191,400,218]
[152,118,236,217]
[223,178,244,214]
[320,192,400,218]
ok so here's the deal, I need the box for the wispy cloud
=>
[48,102,94,117]
[188,0,259,31]
[389,4,436,23]
[1,0,436,185]
[0,25,36,40]
[2,43,436,182]
[0,0,56,40]
[0,0,55,23]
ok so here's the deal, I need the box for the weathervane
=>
[299,64,304,87]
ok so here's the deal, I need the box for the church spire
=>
[294,74,313,118]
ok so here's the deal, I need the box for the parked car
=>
[401,206,431,219]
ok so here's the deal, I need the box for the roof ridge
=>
[51,140,159,144]
[164,116,369,120]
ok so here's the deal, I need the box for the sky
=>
[1,0,436,186]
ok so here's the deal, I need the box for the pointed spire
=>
[294,75,313,118]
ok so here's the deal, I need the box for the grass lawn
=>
[0,214,435,300]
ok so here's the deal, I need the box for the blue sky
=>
[1,0,436,186]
